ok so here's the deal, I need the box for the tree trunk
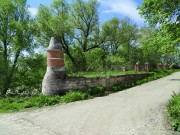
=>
[1,50,20,96]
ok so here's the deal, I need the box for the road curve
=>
[0,72,180,135]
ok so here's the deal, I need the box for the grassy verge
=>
[0,70,178,113]
[68,71,147,78]
[135,70,175,85]
[0,87,103,113]
[111,70,176,92]
[0,95,62,113]
[167,93,180,132]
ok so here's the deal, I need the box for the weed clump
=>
[167,93,180,132]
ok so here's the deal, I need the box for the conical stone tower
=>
[42,37,66,95]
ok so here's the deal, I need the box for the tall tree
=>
[119,17,139,62]
[100,17,140,69]
[12,54,46,95]
[101,17,139,56]
[70,0,100,52]
[139,26,180,66]
[138,0,179,27]
[0,0,35,96]
[37,0,78,68]
[36,0,100,71]
[101,18,121,55]
[139,27,162,65]
[138,0,180,67]
[138,0,180,54]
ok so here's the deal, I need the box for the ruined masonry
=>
[42,37,66,95]
[42,37,150,95]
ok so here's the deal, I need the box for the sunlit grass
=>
[68,70,147,78]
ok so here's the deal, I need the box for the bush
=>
[167,93,180,132]
[112,83,132,92]
[61,91,91,103]
[8,54,46,96]
[112,85,121,92]
[24,95,61,107]
[88,86,104,96]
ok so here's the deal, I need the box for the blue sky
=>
[27,0,145,26]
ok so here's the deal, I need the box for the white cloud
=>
[28,8,38,16]
[100,0,144,23]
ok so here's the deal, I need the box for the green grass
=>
[110,70,176,92]
[0,95,62,113]
[0,87,104,113]
[135,69,175,85]
[68,71,146,78]
[167,93,180,132]
[61,91,91,103]
[0,69,177,113]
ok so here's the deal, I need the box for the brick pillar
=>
[157,63,161,70]
[42,37,66,95]
[135,62,140,72]
[145,62,150,72]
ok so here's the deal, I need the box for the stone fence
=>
[42,37,151,95]
[43,73,151,95]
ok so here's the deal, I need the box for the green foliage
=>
[61,91,91,103]
[106,56,126,70]
[37,0,100,71]
[112,85,122,92]
[8,54,46,95]
[100,17,141,70]
[138,0,179,28]
[111,70,176,92]
[64,54,75,72]
[0,95,61,113]
[88,86,104,96]
[85,48,105,71]
[135,70,175,85]
[68,71,142,78]
[139,27,161,65]
[37,1,143,72]
[0,0,36,96]
[70,0,100,52]
[167,93,180,132]
[138,0,180,58]
[139,26,180,67]
[0,0,179,98]
[101,17,139,55]
[112,81,137,92]
[101,17,122,55]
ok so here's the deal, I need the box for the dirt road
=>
[0,72,180,135]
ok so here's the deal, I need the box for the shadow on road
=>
[170,79,180,81]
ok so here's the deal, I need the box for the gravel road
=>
[0,72,180,135]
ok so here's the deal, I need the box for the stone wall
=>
[42,37,151,95]
[43,73,150,95]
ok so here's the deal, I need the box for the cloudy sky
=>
[27,0,145,26]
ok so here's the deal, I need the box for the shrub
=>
[88,86,104,96]
[61,91,91,103]
[167,93,180,132]
[25,95,61,107]
[111,82,136,92]
[112,85,121,92]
